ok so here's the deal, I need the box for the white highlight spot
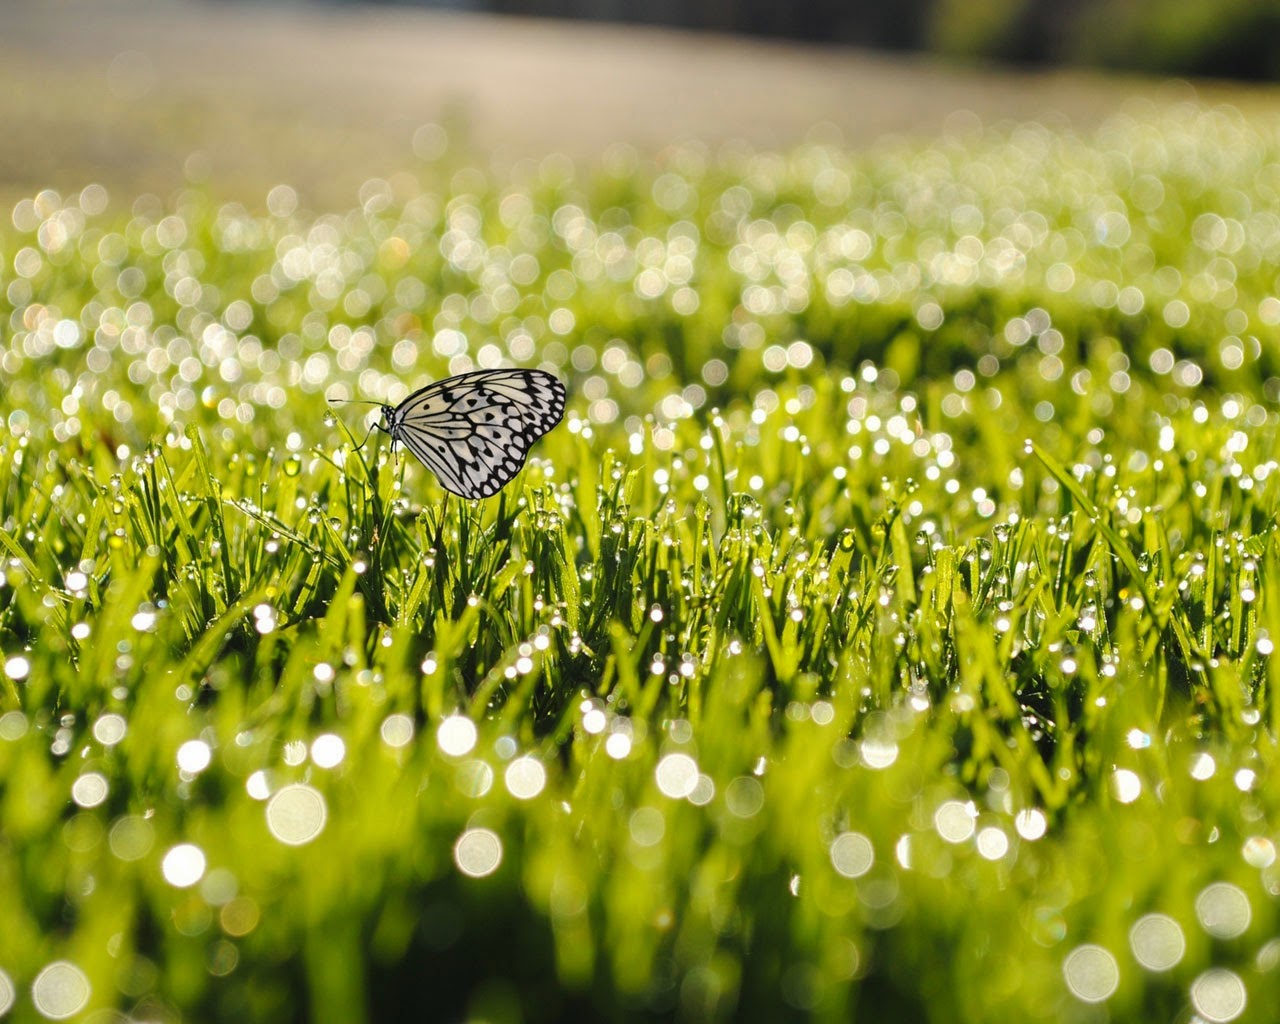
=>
[266,784,327,846]
[1062,945,1119,1003]
[934,800,976,843]
[437,715,477,757]
[161,843,207,887]
[1128,913,1185,971]
[1014,808,1048,840]
[504,756,547,800]
[1191,968,1247,1022]
[895,834,913,870]
[310,733,346,769]
[1242,836,1276,869]
[1189,752,1216,780]
[976,826,1009,860]
[245,770,272,801]
[92,713,127,746]
[1125,728,1151,749]
[655,753,699,799]
[1112,768,1142,803]
[380,713,415,748]
[0,968,13,1016]
[31,961,90,1020]
[1195,882,1251,939]
[860,738,899,769]
[176,739,212,774]
[454,828,503,877]
[70,772,109,808]
[829,831,874,878]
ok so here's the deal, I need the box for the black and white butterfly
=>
[337,369,566,500]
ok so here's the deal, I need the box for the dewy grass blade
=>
[187,425,239,607]
[1027,438,1162,614]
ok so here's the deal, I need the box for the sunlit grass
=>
[1,99,1280,1022]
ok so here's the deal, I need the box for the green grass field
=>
[2,98,1280,1022]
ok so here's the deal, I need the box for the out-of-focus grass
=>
[1,100,1280,1022]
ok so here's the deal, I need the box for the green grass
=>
[2,99,1280,1022]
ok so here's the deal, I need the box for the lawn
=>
[1,99,1279,1022]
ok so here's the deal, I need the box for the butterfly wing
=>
[387,369,566,499]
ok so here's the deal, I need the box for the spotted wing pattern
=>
[385,369,566,499]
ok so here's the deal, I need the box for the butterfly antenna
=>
[327,397,384,408]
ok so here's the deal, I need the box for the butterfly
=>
[335,369,566,500]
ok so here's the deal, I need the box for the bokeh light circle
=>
[31,961,90,1020]
[310,733,346,769]
[1190,968,1247,1022]
[1128,913,1185,971]
[1111,769,1141,803]
[380,713,414,748]
[92,713,127,746]
[830,832,874,879]
[1195,882,1251,939]
[70,772,109,808]
[504,756,547,800]
[1062,945,1119,1003]
[725,776,764,818]
[976,826,1009,860]
[454,828,503,878]
[655,753,699,799]
[161,843,207,887]
[176,739,212,774]
[437,715,478,757]
[1014,808,1047,840]
[109,815,154,861]
[934,800,976,843]
[266,784,327,846]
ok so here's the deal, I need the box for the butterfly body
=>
[378,369,566,499]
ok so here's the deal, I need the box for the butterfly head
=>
[377,405,399,449]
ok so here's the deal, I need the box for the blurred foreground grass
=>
[2,100,1280,1021]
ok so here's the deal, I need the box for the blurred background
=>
[4,0,1278,210]
[339,0,1280,79]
